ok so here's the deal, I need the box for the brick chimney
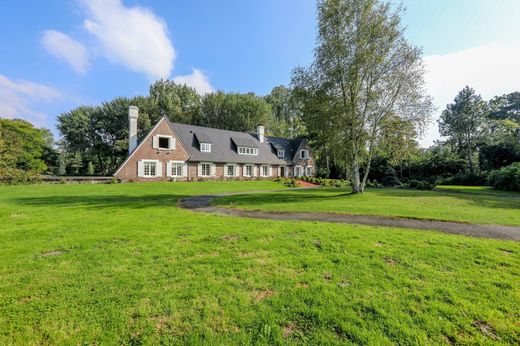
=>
[128,106,139,153]
[257,125,264,143]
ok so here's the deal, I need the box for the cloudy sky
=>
[1,0,520,146]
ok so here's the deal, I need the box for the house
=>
[114,106,315,181]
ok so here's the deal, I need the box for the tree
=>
[87,161,95,176]
[149,79,202,125]
[439,86,488,173]
[70,152,83,175]
[292,0,432,193]
[264,86,306,137]
[0,118,49,183]
[201,92,273,133]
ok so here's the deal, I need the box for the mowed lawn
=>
[215,185,520,226]
[0,182,519,344]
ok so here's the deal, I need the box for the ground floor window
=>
[261,165,269,177]
[295,165,303,177]
[245,165,253,177]
[144,161,157,177]
[171,162,183,176]
[201,163,211,176]
[305,166,312,176]
[227,164,235,176]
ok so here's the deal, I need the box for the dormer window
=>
[200,143,211,152]
[300,150,309,159]
[238,147,258,156]
[277,149,285,158]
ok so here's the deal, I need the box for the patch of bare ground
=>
[338,279,350,287]
[474,320,499,340]
[221,234,239,241]
[255,289,275,302]
[323,272,333,281]
[40,250,63,257]
[384,257,398,265]
[282,323,296,338]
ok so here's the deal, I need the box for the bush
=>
[0,168,41,185]
[438,172,487,186]
[488,163,520,192]
[409,179,436,190]
[382,167,401,187]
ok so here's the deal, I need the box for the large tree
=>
[149,79,202,125]
[264,86,306,138]
[292,0,432,192]
[201,91,273,133]
[439,86,488,173]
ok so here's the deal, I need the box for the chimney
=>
[257,125,264,143]
[128,106,139,153]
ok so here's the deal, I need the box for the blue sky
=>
[2,0,520,146]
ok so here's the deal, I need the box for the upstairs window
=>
[200,143,212,152]
[300,150,309,159]
[277,149,285,158]
[153,135,175,150]
[238,147,258,156]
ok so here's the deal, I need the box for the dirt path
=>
[179,190,520,241]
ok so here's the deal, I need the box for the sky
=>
[1,0,520,147]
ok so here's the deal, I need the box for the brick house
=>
[114,106,315,182]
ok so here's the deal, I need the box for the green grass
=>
[215,186,520,226]
[1,181,519,344]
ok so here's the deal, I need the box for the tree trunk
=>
[467,145,474,173]
[351,160,361,193]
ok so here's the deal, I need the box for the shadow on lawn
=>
[217,187,520,210]
[12,194,190,209]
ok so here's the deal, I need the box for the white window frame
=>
[143,160,158,178]
[300,150,309,159]
[170,161,183,177]
[295,165,303,177]
[153,135,175,150]
[305,166,313,176]
[277,149,285,158]
[226,164,235,177]
[200,142,212,153]
[261,165,269,177]
[244,164,253,177]
[200,162,211,177]
[238,146,258,156]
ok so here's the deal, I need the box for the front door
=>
[280,166,285,177]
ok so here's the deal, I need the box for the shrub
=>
[438,172,487,186]
[382,167,401,187]
[409,179,436,190]
[0,168,41,185]
[488,163,520,192]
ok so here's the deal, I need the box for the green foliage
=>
[87,162,95,176]
[264,85,306,138]
[439,86,488,172]
[438,172,487,186]
[408,179,436,190]
[382,167,401,187]
[488,163,520,191]
[148,79,202,124]
[0,118,50,184]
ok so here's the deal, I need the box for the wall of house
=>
[186,162,282,180]
[292,139,316,176]
[115,119,190,182]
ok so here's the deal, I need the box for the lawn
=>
[215,185,520,226]
[0,181,519,344]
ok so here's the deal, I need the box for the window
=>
[144,161,157,177]
[200,163,211,177]
[300,150,309,159]
[200,143,211,152]
[158,136,170,149]
[305,166,312,176]
[238,147,258,156]
[171,162,183,177]
[261,165,269,177]
[227,164,235,177]
[295,165,303,177]
[277,149,285,158]
[245,165,253,177]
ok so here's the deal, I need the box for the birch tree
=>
[292,0,432,192]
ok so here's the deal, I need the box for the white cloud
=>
[41,30,90,74]
[81,0,175,80]
[173,68,214,94]
[421,42,520,147]
[0,75,61,126]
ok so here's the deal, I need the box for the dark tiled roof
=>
[170,121,298,165]
[194,132,212,143]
